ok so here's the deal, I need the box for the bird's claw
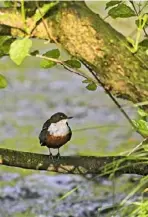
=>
[49,153,53,160]
[55,152,61,159]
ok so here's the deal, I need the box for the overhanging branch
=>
[0,148,148,176]
[0,2,148,106]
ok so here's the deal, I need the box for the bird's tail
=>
[40,142,45,146]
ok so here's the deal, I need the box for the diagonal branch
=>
[0,2,148,106]
[36,54,89,79]
[82,61,138,133]
[0,148,148,176]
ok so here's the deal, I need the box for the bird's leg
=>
[48,148,53,159]
[56,148,60,159]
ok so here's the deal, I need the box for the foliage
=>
[139,39,148,47]
[0,0,146,90]
[40,49,60,68]
[64,59,81,69]
[82,79,97,91]
[119,176,148,217]
[0,74,7,88]
[107,3,136,18]
[105,1,121,10]
[33,2,59,24]
[132,119,148,137]
[0,1,148,216]
[138,108,148,117]
[0,36,14,58]
[106,1,148,53]
[9,38,32,65]
[132,108,148,137]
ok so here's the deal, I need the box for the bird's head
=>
[50,112,73,124]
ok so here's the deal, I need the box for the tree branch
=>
[0,148,148,176]
[0,2,148,106]
[36,54,89,79]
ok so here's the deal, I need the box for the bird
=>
[39,112,72,158]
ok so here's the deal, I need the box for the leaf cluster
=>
[105,1,148,53]
[132,108,148,138]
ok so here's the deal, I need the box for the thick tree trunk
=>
[0,1,147,106]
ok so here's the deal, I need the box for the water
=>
[0,8,142,214]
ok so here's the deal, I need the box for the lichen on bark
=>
[0,1,147,106]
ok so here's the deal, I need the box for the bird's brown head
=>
[50,112,73,123]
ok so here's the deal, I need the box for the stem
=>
[129,0,147,36]
[21,0,25,25]
[82,61,142,136]
[36,54,89,79]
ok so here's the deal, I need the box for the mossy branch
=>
[0,148,148,176]
[0,2,148,107]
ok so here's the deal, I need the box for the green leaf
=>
[9,38,32,65]
[33,2,59,23]
[30,50,39,56]
[108,3,136,18]
[136,14,148,29]
[82,79,97,91]
[142,13,148,28]
[65,60,81,69]
[143,140,148,152]
[82,79,91,84]
[135,19,140,27]
[132,119,148,137]
[44,49,60,59]
[4,1,14,7]
[139,39,148,49]
[40,59,56,68]
[0,36,11,46]
[0,36,14,58]
[138,108,148,117]
[86,82,97,91]
[40,49,60,69]
[58,187,78,201]
[0,74,7,89]
[105,1,121,10]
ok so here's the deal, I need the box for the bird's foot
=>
[55,152,61,159]
[49,153,53,160]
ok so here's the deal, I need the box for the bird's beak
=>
[68,116,73,119]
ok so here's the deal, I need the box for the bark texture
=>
[0,148,148,176]
[0,2,147,106]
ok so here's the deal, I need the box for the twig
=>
[129,0,147,36]
[36,54,88,79]
[73,124,124,132]
[129,0,139,16]
[139,1,148,14]
[127,138,147,156]
[35,1,58,43]
[82,61,141,136]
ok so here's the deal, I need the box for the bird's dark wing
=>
[39,119,51,146]
[42,119,51,130]
[39,129,48,146]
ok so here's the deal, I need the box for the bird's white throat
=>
[47,119,69,136]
